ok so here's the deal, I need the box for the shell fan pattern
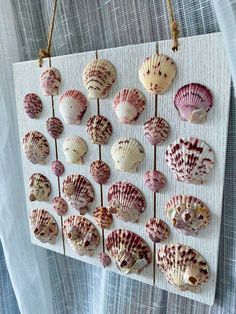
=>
[144,117,170,145]
[46,117,63,139]
[144,170,166,193]
[24,93,42,119]
[63,136,87,164]
[29,173,51,202]
[145,218,169,243]
[52,197,68,216]
[93,207,113,229]
[86,115,112,145]
[40,67,61,96]
[90,160,110,184]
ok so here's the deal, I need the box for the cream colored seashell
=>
[40,67,61,96]
[28,173,51,202]
[63,136,87,164]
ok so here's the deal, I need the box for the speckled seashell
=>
[174,83,213,123]
[145,218,169,243]
[98,252,111,267]
[165,195,211,235]
[63,215,99,256]
[24,93,42,119]
[106,229,152,274]
[22,131,49,164]
[90,160,110,184]
[144,117,170,145]
[51,160,65,177]
[86,115,112,145]
[111,138,144,172]
[46,117,63,139]
[28,173,51,202]
[156,243,209,291]
[83,59,116,98]
[107,181,145,223]
[30,209,58,244]
[40,67,61,96]
[93,207,113,229]
[52,197,68,216]
[59,90,87,125]
[63,136,87,164]
[62,174,94,215]
[144,170,166,193]
[165,137,214,184]
[113,88,145,124]
[139,54,176,94]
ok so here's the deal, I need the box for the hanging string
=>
[166,0,179,51]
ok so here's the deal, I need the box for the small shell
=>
[52,197,68,216]
[144,117,170,145]
[111,138,144,172]
[63,215,100,256]
[113,88,145,124]
[98,252,111,267]
[59,90,87,125]
[83,59,116,98]
[46,117,63,139]
[156,243,209,291]
[107,181,145,223]
[86,115,112,145]
[24,93,42,119]
[139,54,176,94]
[29,173,51,202]
[22,131,49,164]
[30,209,58,244]
[93,207,113,229]
[40,67,61,96]
[51,160,65,177]
[63,136,87,164]
[90,160,110,184]
[144,170,166,192]
[165,195,211,235]
[106,229,152,274]
[174,83,213,123]
[165,137,215,184]
[145,218,169,243]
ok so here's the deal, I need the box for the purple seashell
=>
[52,197,68,216]
[24,93,42,119]
[145,218,169,243]
[144,170,166,192]
[98,252,111,267]
[40,67,61,96]
[51,160,65,177]
[144,117,170,145]
[46,117,63,139]
[90,160,110,184]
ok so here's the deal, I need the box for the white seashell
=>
[28,173,51,202]
[24,93,42,119]
[40,67,61,96]
[86,115,112,145]
[22,131,49,164]
[144,117,170,145]
[63,136,87,164]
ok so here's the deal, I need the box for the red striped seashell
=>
[46,117,63,139]
[93,207,113,229]
[144,170,166,192]
[90,160,110,184]
[86,115,112,145]
[145,218,169,243]
[144,117,170,145]
[40,67,61,96]
[98,252,111,267]
[24,93,42,119]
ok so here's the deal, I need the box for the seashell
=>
[86,115,112,145]
[145,218,169,243]
[106,229,152,274]
[98,252,111,267]
[165,137,215,184]
[46,117,63,139]
[144,170,166,193]
[63,215,99,256]
[156,243,209,291]
[59,90,87,125]
[90,160,110,184]
[111,138,144,172]
[22,131,49,164]
[28,173,51,202]
[83,59,116,98]
[174,83,213,124]
[165,195,211,235]
[51,160,65,177]
[30,209,58,244]
[62,174,94,215]
[113,88,145,124]
[40,67,61,96]
[24,93,42,119]
[107,181,145,223]
[52,197,68,216]
[144,117,170,145]
[93,207,113,229]
[139,54,176,94]
[63,136,87,164]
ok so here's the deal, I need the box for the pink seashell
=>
[24,93,42,119]
[144,117,170,145]
[52,197,68,216]
[86,115,112,145]
[40,67,61,96]
[29,173,51,202]
[46,117,63,139]
[22,131,49,164]
[98,252,111,267]
[90,160,110,184]
[93,207,113,229]
[145,218,169,243]
[51,160,65,176]
[144,170,166,192]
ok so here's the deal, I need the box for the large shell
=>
[111,138,144,172]
[145,218,169,243]
[30,209,58,244]
[144,117,170,145]
[59,90,87,125]
[174,83,213,123]
[62,174,95,215]
[29,173,51,202]
[144,170,166,193]
[113,88,145,124]
[63,215,99,256]
[22,131,49,164]
[83,59,116,98]
[63,136,87,164]
[86,115,112,145]
[165,137,215,184]
[51,160,65,177]
[139,54,176,94]
[90,160,110,184]
[106,229,152,274]
[98,252,111,267]
[156,243,209,291]
[52,197,68,216]
[40,67,61,96]
[24,93,42,119]
[165,195,211,235]
[46,117,64,139]
[107,181,145,223]
[93,207,113,229]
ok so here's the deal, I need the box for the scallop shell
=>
[145,218,169,243]
[156,243,209,291]
[111,138,144,172]
[30,209,58,244]
[174,83,213,123]
[113,88,145,124]
[106,229,152,274]
[165,137,214,184]
[83,59,116,98]
[144,170,166,192]
[40,67,61,96]
[22,131,49,164]
[144,117,170,145]
[139,54,176,94]
[93,207,113,229]
[62,174,95,215]
[63,136,87,164]
[51,160,65,177]
[63,215,99,256]
[90,160,110,184]
[52,197,68,216]
[46,117,64,139]
[86,115,112,145]
[165,195,211,235]
[98,252,111,267]
[107,181,145,223]
[24,93,42,119]
[59,90,87,125]
[29,173,51,202]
